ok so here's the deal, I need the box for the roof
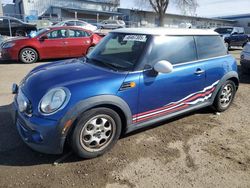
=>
[113,28,219,36]
[217,14,250,20]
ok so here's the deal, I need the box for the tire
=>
[71,107,122,159]
[15,30,26,37]
[19,48,38,64]
[213,80,236,112]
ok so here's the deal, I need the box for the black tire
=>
[15,30,26,37]
[19,48,38,64]
[71,107,122,159]
[213,80,236,112]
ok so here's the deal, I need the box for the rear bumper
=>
[241,59,250,69]
[12,102,66,154]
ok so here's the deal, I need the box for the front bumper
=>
[0,47,18,61]
[12,102,66,154]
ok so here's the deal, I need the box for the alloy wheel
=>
[79,114,116,152]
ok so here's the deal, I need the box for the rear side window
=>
[149,36,197,65]
[195,36,227,59]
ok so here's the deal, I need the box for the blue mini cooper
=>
[13,28,239,158]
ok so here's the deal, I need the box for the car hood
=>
[3,36,30,43]
[20,58,128,111]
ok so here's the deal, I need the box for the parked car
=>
[215,27,249,49]
[0,26,102,63]
[55,20,97,32]
[12,28,239,159]
[240,42,250,73]
[0,16,37,37]
[98,20,125,29]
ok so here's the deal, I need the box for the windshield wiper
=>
[89,57,119,71]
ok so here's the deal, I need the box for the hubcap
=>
[22,50,36,63]
[80,114,116,152]
[220,84,233,108]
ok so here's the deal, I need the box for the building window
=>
[248,23,250,27]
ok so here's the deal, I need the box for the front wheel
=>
[71,108,122,159]
[19,48,38,64]
[213,80,236,112]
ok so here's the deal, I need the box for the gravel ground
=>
[0,49,250,188]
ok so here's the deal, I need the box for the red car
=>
[0,26,102,63]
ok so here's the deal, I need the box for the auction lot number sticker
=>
[123,35,147,42]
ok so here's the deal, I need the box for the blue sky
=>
[120,0,250,17]
[2,0,250,17]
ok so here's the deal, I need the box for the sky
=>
[120,0,250,17]
[1,0,250,17]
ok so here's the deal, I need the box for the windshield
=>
[86,33,149,71]
[29,28,50,38]
[215,28,233,34]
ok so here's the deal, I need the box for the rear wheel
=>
[19,48,38,64]
[71,107,122,159]
[213,80,236,112]
[15,30,26,36]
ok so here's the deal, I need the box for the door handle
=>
[195,69,205,75]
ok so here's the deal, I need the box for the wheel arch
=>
[211,71,239,103]
[60,95,132,142]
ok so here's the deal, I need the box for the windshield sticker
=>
[123,35,147,42]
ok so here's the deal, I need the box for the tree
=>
[176,0,199,16]
[149,0,169,27]
[148,0,199,26]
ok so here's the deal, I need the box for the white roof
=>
[113,28,219,36]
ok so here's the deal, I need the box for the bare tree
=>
[149,0,169,27]
[148,0,199,26]
[176,0,199,16]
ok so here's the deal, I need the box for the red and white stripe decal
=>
[132,80,219,123]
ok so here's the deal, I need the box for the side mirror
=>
[154,60,173,74]
[39,35,48,41]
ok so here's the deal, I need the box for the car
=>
[240,42,250,73]
[0,26,102,63]
[98,20,125,29]
[55,20,98,32]
[215,27,249,50]
[12,28,239,159]
[0,16,37,37]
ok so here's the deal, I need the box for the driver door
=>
[135,36,206,123]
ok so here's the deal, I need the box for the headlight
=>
[39,88,70,114]
[2,42,16,49]
[17,90,28,113]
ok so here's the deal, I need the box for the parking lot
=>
[0,49,250,188]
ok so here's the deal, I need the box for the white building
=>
[13,0,122,21]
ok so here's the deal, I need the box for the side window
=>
[195,36,227,59]
[76,21,87,27]
[47,29,67,39]
[149,36,197,65]
[65,21,75,26]
[68,29,90,38]
[10,19,22,26]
